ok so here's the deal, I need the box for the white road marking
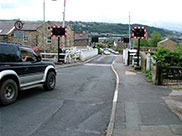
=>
[111,59,119,103]
[84,63,111,67]
[107,58,120,136]
[125,71,137,75]
[96,55,104,61]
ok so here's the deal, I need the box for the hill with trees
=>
[68,21,181,38]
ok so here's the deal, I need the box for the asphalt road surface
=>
[0,55,116,136]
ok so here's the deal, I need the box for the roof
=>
[74,33,88,40]
[0,22,15,35]
[22,22,43,31]
[0,21,43,34]
[158,38,177,44]
[50,21,69,26]
[0,21,70,35]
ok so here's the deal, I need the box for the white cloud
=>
[1,0,182,31]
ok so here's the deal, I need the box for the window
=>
[19,47,36,62]
[47,37,52,44]
[24,36,28,42]
[36,35,38,46]
[0,45,21,62]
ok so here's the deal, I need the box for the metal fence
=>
[157,63,182,85]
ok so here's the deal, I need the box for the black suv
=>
[0,42,56,105]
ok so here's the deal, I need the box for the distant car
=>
[104,50,111,55]
[107,48,119,55]
[113,51,119,55]
[0,42,56,105]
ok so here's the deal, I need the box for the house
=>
[157,38,178,50]
[113,39,125,49]
[0,21,81,52]
[0,21,17,43]
[21,21,75,52]
[74,31,89,47]
[22,22,43,48]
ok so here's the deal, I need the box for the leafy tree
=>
[134,39,149,46]
[149,31,162,47]
[107,40,114,48]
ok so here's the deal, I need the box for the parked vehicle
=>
[107,48,119,55]
[0,42,56,105]
[104,50,111,55]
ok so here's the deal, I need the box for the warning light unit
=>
[132,26,146,39]
[50,26,67,37]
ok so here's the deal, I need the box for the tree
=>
[134,39,149,46]
[149,31,162,47]
[107,40,114,48]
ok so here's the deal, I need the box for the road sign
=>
[123,38,129,43]
[14,20,23,31]
[91,36,99,43]
[14,30,24,38]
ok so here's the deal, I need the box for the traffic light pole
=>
[137,39,140,66]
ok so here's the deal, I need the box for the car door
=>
[18,46,46,86]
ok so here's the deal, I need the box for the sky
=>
[1,0,182,31]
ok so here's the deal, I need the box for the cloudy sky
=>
[1,0,182,31]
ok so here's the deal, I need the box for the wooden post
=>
[127,51,130,66]
[137,39,140,66]
[156,61,162,85]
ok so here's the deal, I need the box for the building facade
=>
[74,31,89,47]
[0,21,88,52]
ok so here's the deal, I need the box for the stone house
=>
[22,22,43,48]
[21,21,75,52]
[0,21,88,52]
[157,38,178,50]
[0,22,17,43]
[113,39,125,50]
[74,31,89,47]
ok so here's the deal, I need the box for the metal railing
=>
[40,47,96,63]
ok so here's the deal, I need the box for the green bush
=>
[153,48,182,66]
[96,44,105,48]
[145,70,152,81]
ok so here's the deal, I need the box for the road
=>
[0,55,116,136]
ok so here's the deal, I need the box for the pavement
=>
[111,55,182,136]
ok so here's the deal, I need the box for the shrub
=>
[153,48,182,66]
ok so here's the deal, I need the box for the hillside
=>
[1,20,181,38]
[69,21,181,37]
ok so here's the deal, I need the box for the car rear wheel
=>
[0,79,18,105]
[44,71,56,91]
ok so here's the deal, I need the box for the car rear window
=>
[0,45,21,62]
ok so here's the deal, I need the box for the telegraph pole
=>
[129,11,131,48]
[61,0,66,49]
[43,0,46,58]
